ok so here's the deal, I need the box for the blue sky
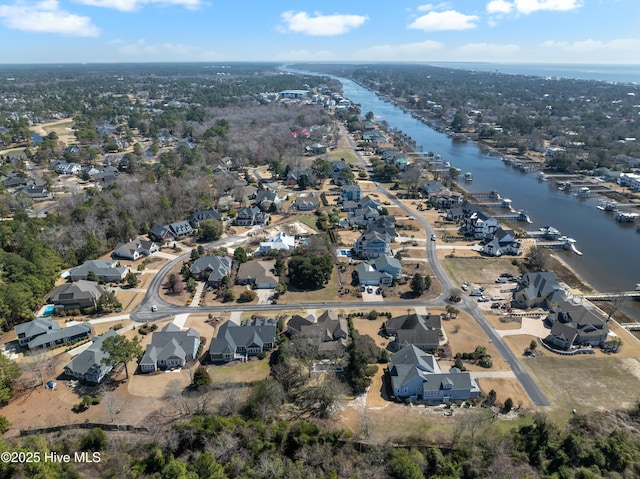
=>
[0,0,638,64]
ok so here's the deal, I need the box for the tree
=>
[529,340,538,351]
[410,273,427,296]
[503,397,514,413]
[237,290,257,303]
[337,167,355,185]
[233,247,248,264]
[297,174,311,190]
[287,254,333,290]
[0,355,19,404]
[526,246,548,272]
[311,158,332,180]
[125,271,139,288]
[96,290,122,313]
[101,334,143,379]
[192,367,211,389]
[451,110,468,132]
[197,219,223,242]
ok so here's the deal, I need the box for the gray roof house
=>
[481,228,522,257]
[388,344,480,404]
[188,208,222,227]
[48,280,108,311]
[294,193,319,211]
[234,207,269,227]
[190,256,233,286]
[139,323,200,373]
[287,310,348,356]
[341,184,362,202]
[236,261,278,289]
[68,260,128,282]
[512,272,566,309]
[15,317,91,349]
[150,221,194,241]
[356,255,402,286]
[113,239,158,261]
[209,318,276,363]
[63,329,117,384]
[354,230,392,259]
[544,301,609,350]
[384,313,442,353]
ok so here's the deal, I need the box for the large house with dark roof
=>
[384,313,442,352]
[356,255,402,286]
[150,221,194,241]
[68,260,128,282]
[387,344,480,404]
[139,323,200,372]
[15,317,92,350]
[287,310,349,357]
[234,207,269,227]
[189,256,232,286]
[209,318,276,363]
[544,301,610,350]
[48,280,108,311]
[512,272,566,309]
[63,330,117,384]
[188,208,222,227]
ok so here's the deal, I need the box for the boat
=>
[464,172,473,181]
[538,172,549,182]
[615,211,640,223]
[558,181,571,191]
[596,199,618,211]
[575,186,590,198]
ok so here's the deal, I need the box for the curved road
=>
[130,129,550,407]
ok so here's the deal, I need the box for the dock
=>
[495,211,532,223]
[580,291,640,300]
[535,239,583,255]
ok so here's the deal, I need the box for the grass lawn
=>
[326,148,360,164]
[522,355,640,422]
[442,256,520,287]
[280,268,342,304]
[297,215,319,232]
[208,358,271,384]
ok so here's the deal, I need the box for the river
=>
[286,66,640,321]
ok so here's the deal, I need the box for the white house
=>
[258,231,296,255]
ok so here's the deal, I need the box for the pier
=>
[535,239,583,255]
[469,191,502,200]
[495,211,532,223]
[580,291,640,300]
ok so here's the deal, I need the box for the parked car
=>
[431,234,437,241]
[470,289,482,296]
[151,305,158,312]
[367,287,373,293]
[461,284,469,291]
[478,296,490,302]
[376,288,381,295]
[495,277,508,283]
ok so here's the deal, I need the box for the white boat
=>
[575,187,590,197]
[537,172,549,182]
[464,172,473,181]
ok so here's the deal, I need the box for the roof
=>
[15,317,60,338]
[28,322,92,349]
[64,329,117,379]
[209,318,277,356]
[237,261,278,285]
[190,256,232,282]
[49,280,108,303]
[140,323,200,366]
[68,260,127,280]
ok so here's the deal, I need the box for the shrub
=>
[237,290,257,303]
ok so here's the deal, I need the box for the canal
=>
[292,67,640,320]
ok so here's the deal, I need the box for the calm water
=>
[287,65,640,320]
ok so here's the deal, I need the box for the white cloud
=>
[75,0,202,12]
[279,11,368,36]
[274,49,335,61]
[416,3,450,12]
[356,40,444,61]
[486,0,513,14]
[513,0,583,15]
[454,42,521,59]
[409,10,479,31]
[543,38,640,53]
[118,39,193,56]
[0,0,99,36]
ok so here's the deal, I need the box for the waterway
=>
[286,66,640,321]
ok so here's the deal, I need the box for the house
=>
[285,166,312,187]
[255,190,282,209]
[113,239,158,261]
[384,313,442,352]
[209,318,276,363]
[15,317,60,348]
[387,344,480,404]
[231,185,258,203]
[15,317,91,349]
[258,231,296,255]
[234,207,269,227]
[544,302,609,350]
[48,280,108,311]
[329,159,351,185]
[287,310,348,356]
[512,272,566,309]
[139,323,200,372]
[481,228,522,257]
[356,255,402,286]
[63,330,117,384]
[68,260,128,282]
[150,221,193,241]
[189,256,232,286]
[463,210,500,239]
[236,261,278,289]
[305,143,326,155]
[294,193,319,211]
[347,206,380,227]
[188,208,222,227]
[341,184,362,202]
[353,217,396,259]
[419,180,446,197]
[22,185,50,199]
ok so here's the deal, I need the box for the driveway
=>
[497,317,549,338]
[255,289,275,305]
[362,288,384,302]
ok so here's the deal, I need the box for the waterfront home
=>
[481,228,522,257]
[387,344,480,404]
[512,272,566,309]
[463,210,500,239]
[544,301,609,350]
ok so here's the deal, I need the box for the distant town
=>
[1,63,640,477]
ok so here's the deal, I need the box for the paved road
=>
[130,128,550,407]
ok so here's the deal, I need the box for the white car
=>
[478,296,490,302]
[431,234,437,241]
[151,305,158,312]
[495,277,508,283]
